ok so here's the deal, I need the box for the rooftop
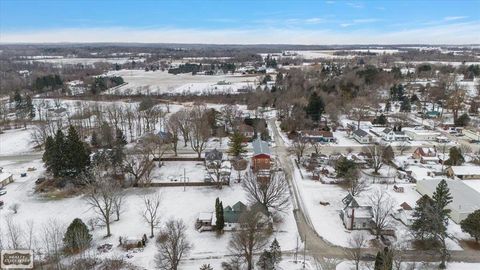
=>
[417,179,480,213]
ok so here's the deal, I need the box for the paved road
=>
[268,118,480,263]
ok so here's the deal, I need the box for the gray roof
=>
[205,149,223,161]
[353,129,369,137]
[417,179,480,213]
[252,138,271,156]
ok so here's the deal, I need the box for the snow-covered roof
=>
[417,179,480,213]
[0,172,12,181]
[353,129,369,137]
[198,212,213,221]
[252,138,271,156]
[449,165,480,176]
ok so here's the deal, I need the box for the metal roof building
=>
[417,179,480,223]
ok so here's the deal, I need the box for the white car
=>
[0,190,6,196]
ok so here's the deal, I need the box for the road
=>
[268,118,480,263]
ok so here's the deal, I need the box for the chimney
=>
[350,208,355,230]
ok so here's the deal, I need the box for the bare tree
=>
[140,133,169,167]
[5,217,23,249]
[396,141,411,155]
[369,188,395,239]
[365,144,387,175]
[113,189,126,221]
[84,171,119,237]
[166,115,180,156]
[314,257,340,270]
[350,97,371,129]
[123,151,154,187]
[228,209,269,270]
[41,219,65,268]
[345,168,367,196]
[155,219,192,270]
[171,109,191,147]
[189,106,211,158]
[310,140,322,155]
[141,193,162,238]
[242,171,290,213]
[345,232,367,270]
[291,137,308,162]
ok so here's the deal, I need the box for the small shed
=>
[0,168,13,188]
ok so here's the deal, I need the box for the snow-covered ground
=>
[0,157,298,269]
[0,127,35,155]
[103,69,260,95]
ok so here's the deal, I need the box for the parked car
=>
[35,177,46,184]
[20,173,27,177]
[0,200,4,207]
[0,190,6,196]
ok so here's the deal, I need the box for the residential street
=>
[268,118,480,263]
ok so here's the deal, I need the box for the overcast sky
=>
[1,0,479,44]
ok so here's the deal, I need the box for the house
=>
[392,202,414,226]
[205,149,223,164]
[251,138,272,172]
[412,147,439,164]
[237,123,255,141]
[222,201,271,230]
[0,168,13,188]
[300,130,335,143]
[404,128,441,141]
[352,129,371,144]
[417,179,480,223]
[446,166,480,180]
[382,128,409,142]
[195,212,213,231]
[340,194,373,230]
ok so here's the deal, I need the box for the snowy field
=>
[17,57,145,65]
[0,127,35,155]
[151,161,206,183]
[103,69,260,95]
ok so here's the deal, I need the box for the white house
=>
[352,129,371,144]
[382,128,409,142]
[417,179,480,223]
[340,194,373,230]
[404,128,441,141]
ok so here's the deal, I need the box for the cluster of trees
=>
[90,76,124,95]
[33,74,63,92]
[168,63,202,75]
[43,125,91,178]
[12,91,35,121]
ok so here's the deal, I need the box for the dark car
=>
[0,200,4,207]
[35,177,46,184]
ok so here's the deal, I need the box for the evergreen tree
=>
[228,132,247,156]
[445,147,464,166]
[269,238,282,265]
[454,113,470,127]
[65,125,91,177]
[400,97,411,112]
[63,218,92,253]
[411,195,436,240]
[373,114,387,125]
[13,90,22,109]
[24,95,35,119]
[51,129,66,177]
[374,247,393,270]
[335,157,356,178]
[215,198,224,231]
[91,131,99,148]
[115,128,127,146]
[460,210,480,243]
[42,136,55,170]
[305,92,325,122]
[256,250,274,270]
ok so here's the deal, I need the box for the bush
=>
[63,218,92,253]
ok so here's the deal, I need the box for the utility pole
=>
[183,168,186,192]
[303,234,306,268]
[294,236,298,263]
